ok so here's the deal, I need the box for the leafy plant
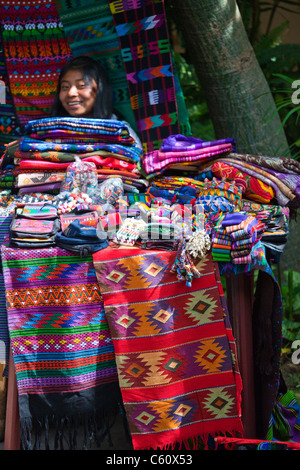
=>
[266,73,300,158]
[280,269,300,347]
[173,52,215,141]
[237,1,300,158]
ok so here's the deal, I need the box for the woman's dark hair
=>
[50,56,114,119]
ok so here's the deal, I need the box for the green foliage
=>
[237,0,300,158]
[280,269,300,346]
[171,1,300,155]
[173,53,215,140]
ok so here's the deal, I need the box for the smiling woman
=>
[50,55,115,119]
[59,68,98,118]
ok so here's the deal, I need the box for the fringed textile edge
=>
[20,404,130,450]
[132,424,244,451]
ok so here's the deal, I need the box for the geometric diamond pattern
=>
[194,338,226,373]
[93,247,243,449]
[202,387,235,419]
[184,290,218,325]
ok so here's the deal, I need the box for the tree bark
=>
[170,0,290,156]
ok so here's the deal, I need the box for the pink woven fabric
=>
[142,143,232,175]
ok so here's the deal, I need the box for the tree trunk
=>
[170,0,290,157]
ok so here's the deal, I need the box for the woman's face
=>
[59,69,98,118]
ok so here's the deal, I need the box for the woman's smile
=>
[59,69,98,118]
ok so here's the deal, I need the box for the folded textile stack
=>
[2,117,146,196]
[210,152,300,208]
[147,175,242,206]
[240,200,290,263]
[140,134,235,178]
[0,165,14,190]
[211,212,266,264]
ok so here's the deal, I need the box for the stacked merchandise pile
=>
[240,200,290,264]
[210,153,300,209]
[0,116,150,257]
[140,134,236,178]
[140,134,300,272]
[4,117,144,197]
[1,123,300,449]
[211,212,266,264]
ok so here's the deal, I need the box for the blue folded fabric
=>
[63,218,106,240]
[55,219,108,256]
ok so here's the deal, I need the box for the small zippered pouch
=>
[16,203,58,219]
[10,215,60,239]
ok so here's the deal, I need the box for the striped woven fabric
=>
[141,143,234,177]
[25,117,134,136]
[54,0,137,130]
[54,0,190,152]
[0,0,72,129]
[108,0,182,150]
[1,244,122,449]
[0,216,12,377]
[0,32,20,153]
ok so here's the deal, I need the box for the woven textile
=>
[54,0,136,128]
[0,0,72,129]
[93,247,243,450]
[267,389,300,443]
[0,216,12,377]
[108,0,181,149]
[210,155,300,207]
[141,142,233,178]
[54,0,190,152]
[1,244,122,449]
[0,32,20,153]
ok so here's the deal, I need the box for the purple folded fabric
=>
[221,212,248,226]
[18,182,62,194]
[161,134,236,152]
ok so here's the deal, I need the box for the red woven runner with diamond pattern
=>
[93,247,243,450]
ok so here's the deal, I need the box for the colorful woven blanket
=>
[141,142,233,178]
[93,247,243,450]
[0,216,12,377]
[210,154,300,207]
[0,32,20,153]
[1,244,122,449]
[54,0,190,152]
[54,0,137,129]
[0,0,72,129]
[108,0,182,148]
[267,389,300,443]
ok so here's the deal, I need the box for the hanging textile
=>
[93,247,243,450]
[0,216,12,377]
[0,32,20,153]
[54,0,190,152]
[1,244,123,449]
[108,0,184,151]
[218,244,283,439]
[54,0,137,130]
[0,0,72,130]
[267,389,300,443]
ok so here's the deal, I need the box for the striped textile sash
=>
[1,244,123,449]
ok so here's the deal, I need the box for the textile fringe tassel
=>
[136,430,243,451]
[20,406,129,450]
[171,231,211,287]
[171,238,201,287]
[186,229,211,259]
